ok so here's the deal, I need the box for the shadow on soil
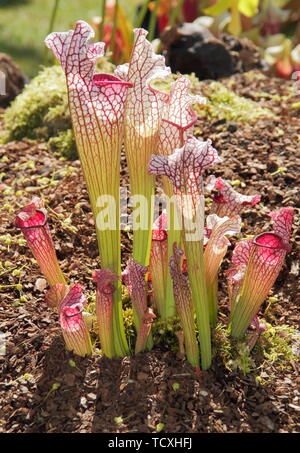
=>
[23,341,282,433]
[25,335,90,433]
[91,351,212,433]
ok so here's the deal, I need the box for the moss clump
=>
[213,323,255,375]
[123,307,135,350]
[213,323,233,368]
[214,321,299,379]
[1,57,115,159]
[2,66,68,139]
[197,80,274,123]
[152,316,181,352]
[259,324,299,367]
[1,65,75,158]
[48,129,77,160]
[228,343,256,375]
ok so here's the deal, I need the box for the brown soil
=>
[0,71,299,433]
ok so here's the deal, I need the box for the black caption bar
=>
[107,435,192,450]
[0,433,295,450]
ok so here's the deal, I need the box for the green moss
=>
[152,316,181,352]
[3,66,69,141]
[214,321,299,379]
[48,129,77,160]
[228,343,256,375]
[123,307,135,350]
[151,74,177,94]
[1,57,116,159]
[1,65,76,158]
[259,324,299,367]
[213,323,233,368]
[197,81,274,123]
[213,323,255,375]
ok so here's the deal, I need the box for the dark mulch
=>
[0,71,299,433]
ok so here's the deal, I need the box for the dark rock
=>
[227,123,238,133]
[220,33,263,73]
[161,23,233,80]
[161,23,263,80]
[0,53,27,107]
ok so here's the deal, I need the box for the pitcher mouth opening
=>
[64,307,84,318]
[253,232,291,252]
[17,209,48,229]
[93,73,132,88]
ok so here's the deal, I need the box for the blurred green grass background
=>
[0,0,138,78]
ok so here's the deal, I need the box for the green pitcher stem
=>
[94,189,129,357]
[207,277,218,328]
[163,203,180,319]
[184,239,211,370]
[230,291,257,340]
[131,188,154,349]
